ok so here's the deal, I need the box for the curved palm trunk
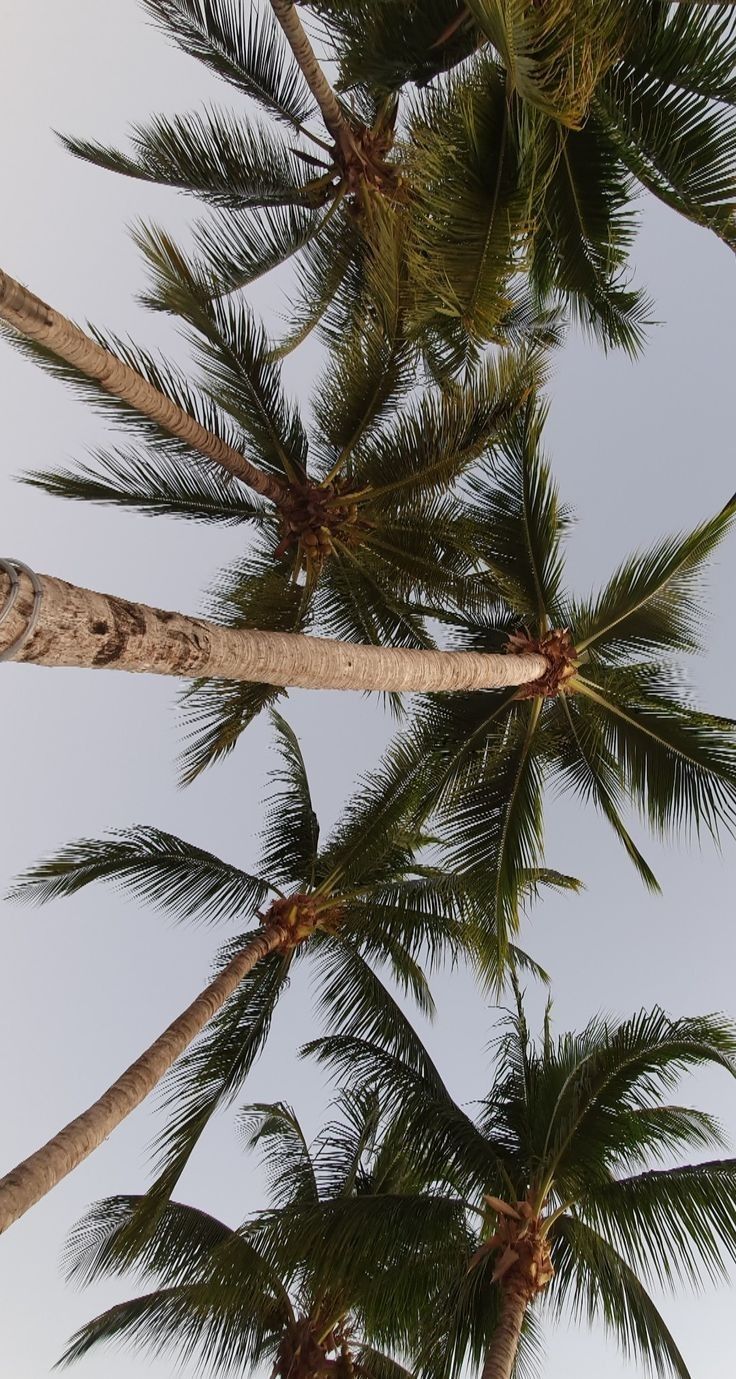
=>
[481,1288,529,1379]
[0,269,286,503]
[269,1,359,165]
[0,925,284,1234]
[0,563,549,692]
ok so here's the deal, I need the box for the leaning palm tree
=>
[10,253,536,780]
[309,1,736,356]
[305,997,736,1379]
[380,396,736,957]
[56,1089,444,1379]
[0,712,560,1233]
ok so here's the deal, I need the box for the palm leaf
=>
[8,827,271,924]
[142,0,316,131]
[258,711,320,888]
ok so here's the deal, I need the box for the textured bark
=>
[0,926,284,1233]
[1,566,550,692]
[269,1,358,163]
[0,268,286,502]
[481,1288,529,1379]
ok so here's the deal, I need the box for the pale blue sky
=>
[2,4,736,1377]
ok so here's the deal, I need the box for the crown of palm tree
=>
[301,996,736,1379]
[307,1,736,357]
[57,1089,432,1379]
[11,712,562,1216]
[16,275,537,780]
[379,395,736,958]
[61,0,411,354]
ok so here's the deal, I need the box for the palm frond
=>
[61,108,319,208]
[8,827,271,924]
[259,712,320,888]
[238,1101,319,1210]
[21,445,267,525]
[142,0,316,130]
[549,1215,691,1379]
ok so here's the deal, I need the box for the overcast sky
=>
[2,4,736,1377]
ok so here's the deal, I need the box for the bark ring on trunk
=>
[0,559,43,663]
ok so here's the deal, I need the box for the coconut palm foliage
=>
[58,1089,435,1379]
[59,0,413,357]
[378,397,736,959]
[20,281,537,781]
[304,1000,736,1379]
[11,712,557,1216]
[59,0,566,369]
[308,0,736,354]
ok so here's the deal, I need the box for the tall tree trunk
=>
[0,925,285,1234]
[0,268,286,503]
[0,562,549,692]
[269,1,360,165]
[481,1287,529,1379]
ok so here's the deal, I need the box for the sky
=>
[2,3,736,1377]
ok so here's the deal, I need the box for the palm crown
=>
[386,396,736,956]
[303,997,736,1379]
[58,1088,427,1379]
[11,712,555,1213]
[308,1,736,357]
[18,267,536,781]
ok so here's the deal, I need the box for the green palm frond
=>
[352,347,540,502]
[572,499,736,659]
[146,941,294,1203]
[573,666,736,839]
[528,118,651,355]
[438,704,547,955]
[259,712,320,888]
[311,934,437,1059]
[598,58,736,247]
[238,1101,320,1210]
[142,0,316,131]
[549,1216,691,1379]
[21,445,267,525]
[63,1195,236,1288]
[406,60,527,350]
[465,396,571,621]
[581,1158,736,1291]
[8,827,271,923]
[136,207,329,315]
[61,108,319,208]
[630,4,736,106]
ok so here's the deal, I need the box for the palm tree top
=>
[58,1088,422,1379]
[388,397,736,948]
[304,996,736,1379]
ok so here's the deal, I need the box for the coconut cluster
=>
[505,627,579,699]
[275,480,369,572]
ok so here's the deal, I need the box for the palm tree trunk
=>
[0,562,549,692]
[481,1288,529,1379]
[0,268,287,503]
[0,924,284,1233]
[269,1,359,165]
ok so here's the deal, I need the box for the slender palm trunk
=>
[0,563,549,692]
[481,1288,529,1379]
[269,1,359,165]
[0,925,284,1234]
[0,268,286,503]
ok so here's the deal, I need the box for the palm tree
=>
[55,1089,442,1379]
[12,256,536,779]
[0,712,560,1232]
[309,1,736,356]
[305,996,736,1379]
[378,397,736,957]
